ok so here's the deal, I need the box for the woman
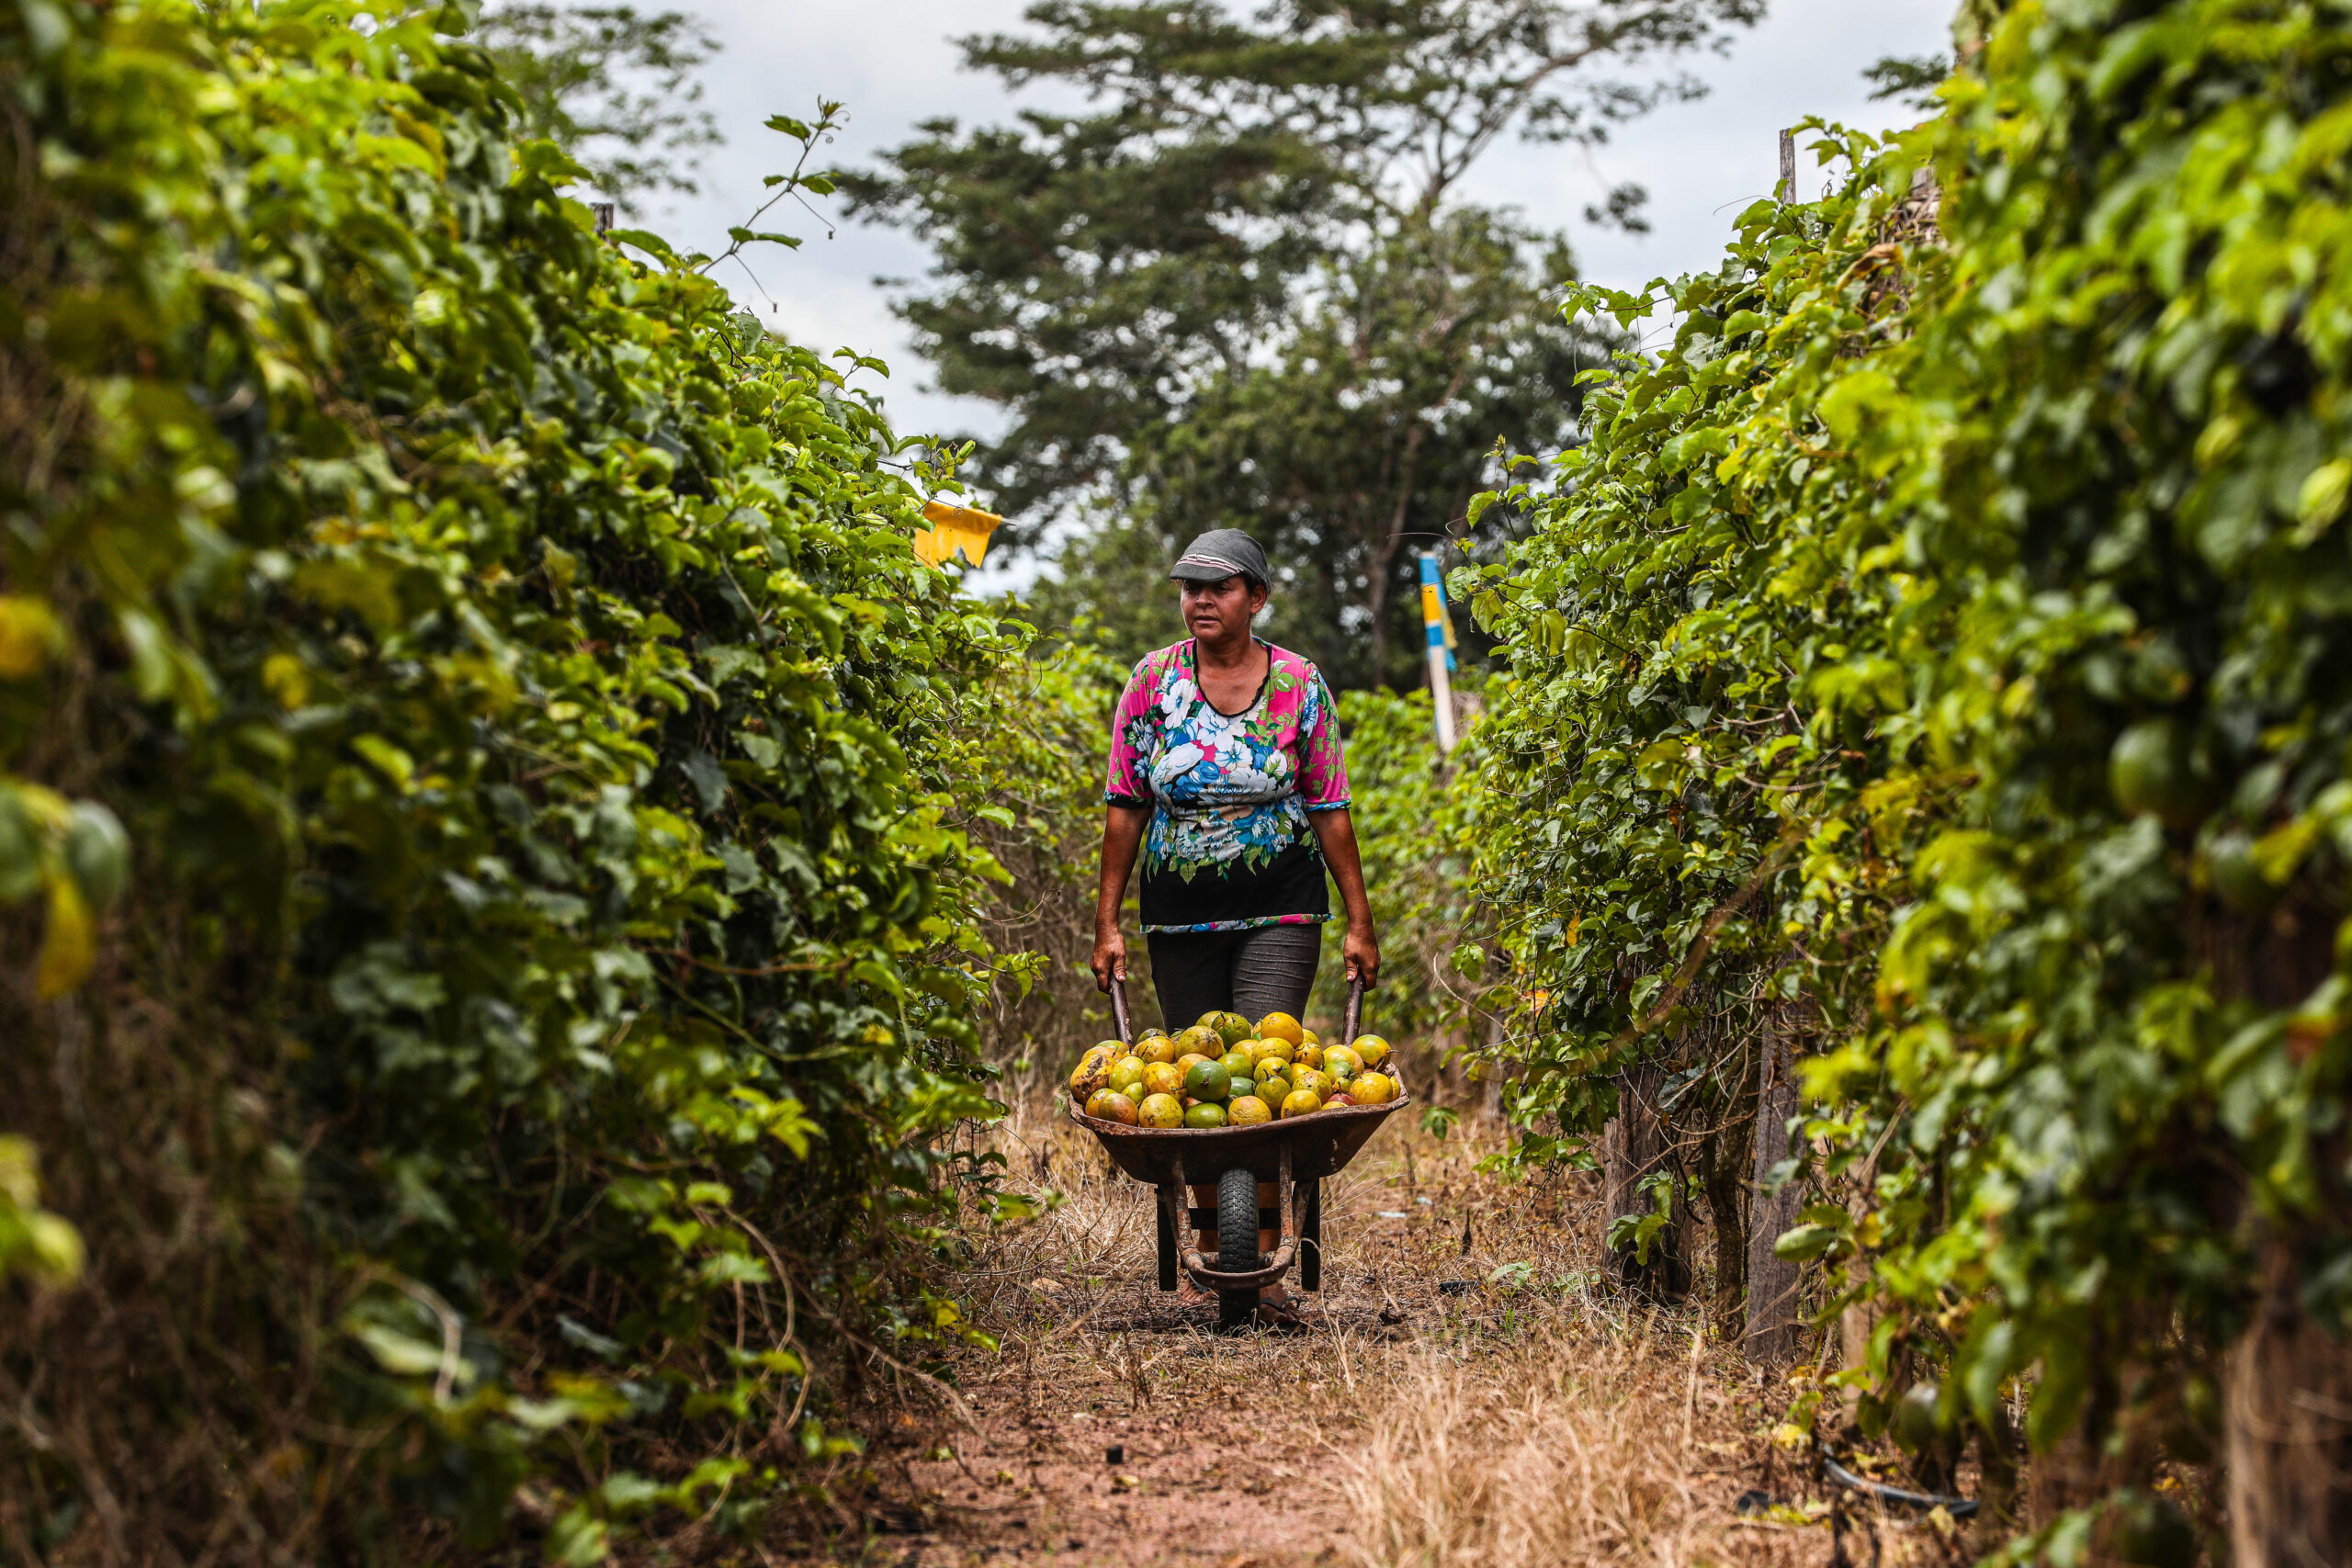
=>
[1091,527,1379,1029]
[1091,530,1379,1325]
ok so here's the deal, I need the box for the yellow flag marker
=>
[914,501,1005,568]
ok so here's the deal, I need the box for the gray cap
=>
[1170,528,1270,586]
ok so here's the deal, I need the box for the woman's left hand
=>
[1342,922,1380,988]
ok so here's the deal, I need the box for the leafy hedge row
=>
[2,0,1042,1558]
[1306,683,1486,1049]
[1473,0,2352,1551]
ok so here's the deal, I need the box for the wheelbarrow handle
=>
[1341,977,1364,1046]
[1110,975,1135,1046]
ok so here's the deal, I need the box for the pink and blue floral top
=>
[1105,638,1351,932]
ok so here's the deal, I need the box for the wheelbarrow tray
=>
[1069,1093,1409,1186]
[1077,976,1399,1308]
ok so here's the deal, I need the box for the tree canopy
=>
[850,0,1762,686]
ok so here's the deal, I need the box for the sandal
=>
[1250,1298,1308,1331]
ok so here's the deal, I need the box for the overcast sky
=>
[629,0,1952,471]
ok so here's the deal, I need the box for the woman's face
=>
[1182,574,1268,645]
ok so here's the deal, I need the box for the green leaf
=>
[1772,1224,1840,1262]
[543,1503,609,1565]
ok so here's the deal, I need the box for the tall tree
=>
[477,3,722,211]
[848,0,1764,686]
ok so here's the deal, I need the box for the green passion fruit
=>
[2205,829,2282,913]
[1182,1101,1227,1130]
[1182,1058,1232,1102]
[2109,717,2219,829]
[1202,1010,1251,1047]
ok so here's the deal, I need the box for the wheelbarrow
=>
[1068,977,1410,1328]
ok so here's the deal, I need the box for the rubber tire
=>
[1216,1167,1261,1330]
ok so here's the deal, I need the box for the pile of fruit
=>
[1068,1010,1400,1128]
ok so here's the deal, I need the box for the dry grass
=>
[774,1099,1965,1568]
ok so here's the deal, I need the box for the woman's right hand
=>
[1091,926,1128,993]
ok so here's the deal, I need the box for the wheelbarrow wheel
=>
[1216,1167,1261,1330]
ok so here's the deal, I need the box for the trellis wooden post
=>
[1743,1001,1808,1363]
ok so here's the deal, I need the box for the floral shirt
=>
[1105,638,1350,932]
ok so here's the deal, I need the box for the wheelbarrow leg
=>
[1300,1178,1323,1292]
[1155,1182,1180,1292]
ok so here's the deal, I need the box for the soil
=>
[828,1249,1442,1565]
[764,1112,1962,1568]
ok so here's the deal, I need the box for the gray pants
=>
[1145,921,1321,1033]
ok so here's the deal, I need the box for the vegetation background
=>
[10,1,2352,1566]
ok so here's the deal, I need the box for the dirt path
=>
[773,1113,1955,1568]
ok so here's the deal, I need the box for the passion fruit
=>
[2205,828,2281,913]
[1182,1059,1233,1102]
[1068,1043,1118,1100]
[1140,1061,1185,1099]
[1174,1025,1224,1057]
[1218,1051,1255,1082]
[1136,1092,1183,1129]
[1136,1032,1179,1066]
[1085,1089,1139,1125]
[1182,1100,1227,1130]
[1227,1094,1272,1126]
[1255,1010,1305,1046]
[1108,1055,1148,1094]
[1209,1011,1252,1047]
[2109,717,2218,829]
[1351,1033,1391,1068]
[1279,1088,1322,1119]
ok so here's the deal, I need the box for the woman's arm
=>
[1307,808,1380,987]
[1092,803,1151,991]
